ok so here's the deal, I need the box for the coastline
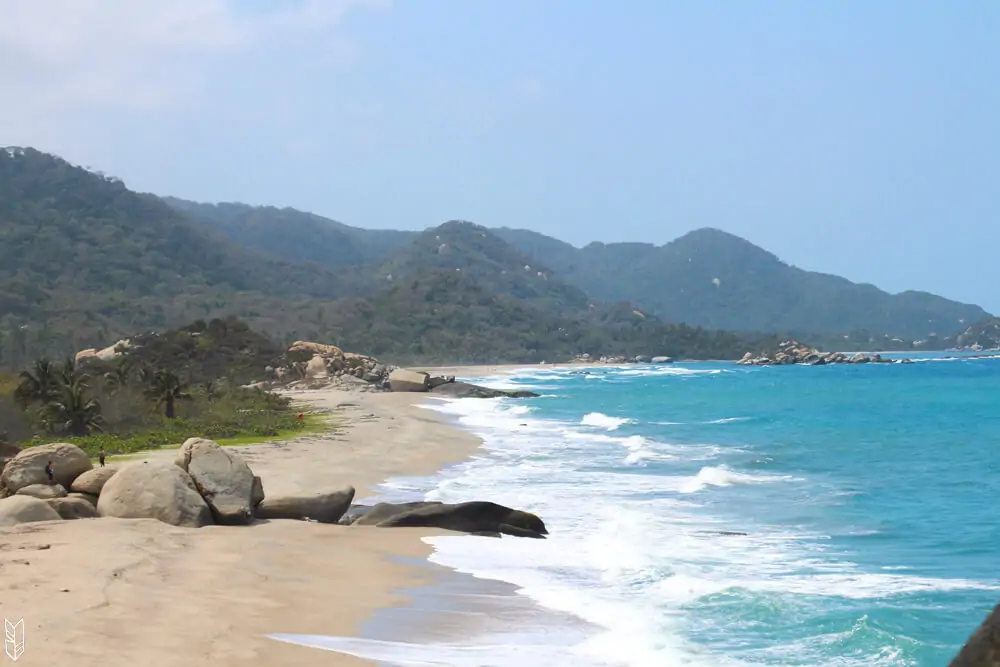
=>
[0,386,490,666]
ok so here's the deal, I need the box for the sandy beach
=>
[0,387,483,666]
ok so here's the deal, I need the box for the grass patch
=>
[25,394,332,457]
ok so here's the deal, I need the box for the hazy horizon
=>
[2,1,997,311]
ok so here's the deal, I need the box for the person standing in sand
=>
[99,447,106,467]
[45,460,54,484]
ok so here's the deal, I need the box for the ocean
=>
[284,355,1000,666]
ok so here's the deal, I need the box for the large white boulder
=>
[175,438,256,525]
[97,461,213,528]
[1,443,92,493]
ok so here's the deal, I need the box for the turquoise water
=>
[273,354,1000,666]
[413,355,1000,666]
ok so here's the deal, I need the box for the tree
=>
[103,358,132,393]
[14,358,59,408]
[45,375,104,437]
[145,369,191,419]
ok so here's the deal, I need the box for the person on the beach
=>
[99,447,106,467]
[45,460,54,485]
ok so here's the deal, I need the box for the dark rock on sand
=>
[373,501,548,539]
[948,602,1000,667]
[255,487,355,524]
[351,501,444,526]
[430,382,539,399]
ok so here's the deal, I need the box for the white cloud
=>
[0,0,388,154]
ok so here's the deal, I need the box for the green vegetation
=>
[0,318,320,455]
[0,147,990,375]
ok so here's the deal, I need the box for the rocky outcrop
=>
[737,340,915,367]
[255,487,355,524]
[353,500,548,538]
[388,368,432,392]
[47,495,100,520]
[70,467,118,496]
[350,501,443,526]
[0,495,62,527]
[16,483,67,500]
[1,442,93,493]
[430,382,539,399]
[269,341,393,390]
[948,602,1000,666]
[98,461,213,528]
[175,438,256,525]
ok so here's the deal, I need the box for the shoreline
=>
[0,386,496,666]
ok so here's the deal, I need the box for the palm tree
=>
[145,369,191,419]
[104,358,132,393]
[14,358,59,408]
[45,376,104,437]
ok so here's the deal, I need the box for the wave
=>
[674,465,798,494]
[580,412,632,430]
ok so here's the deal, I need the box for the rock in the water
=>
[256,487,355,524]
[98,461,213,528]
[388,368,431,392]
[175,438,256,525]
[1,442,93,493]
[16,483,67,500]
[0,495,63,526]
[47,496,100,520]
[70,467,118,496]
[947,602,1000,667]
[430,382,539,399]
[351,501,444,526]
[373,501,548,538]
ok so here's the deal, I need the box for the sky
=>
[2,1,998,311]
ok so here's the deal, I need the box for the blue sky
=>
[3,1,998,311]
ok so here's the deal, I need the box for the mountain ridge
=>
[169,195,990,338]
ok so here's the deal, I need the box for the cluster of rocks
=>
[738,341,914,366]
[0,440,547,538]
[259,341,539,399]
[570,353,673,364]
[262,341,392,391]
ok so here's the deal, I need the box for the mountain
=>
[954,317,1000,349]
[0,147,362,368]
[307,269,778,364]
[164,197,415,268]
[0,147,777,369]
[497,227,989,340]
[367,221,590,313]
[170,195,989,340]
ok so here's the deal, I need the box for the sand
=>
[0,387,483,666]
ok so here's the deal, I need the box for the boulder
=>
[288,341,343,357]
[305,355,328,379]
[430,382,539,399]
[0,495,63,527]
[1,443,93,493]
[371,501,548,538]
[388,368,430,392]
[47,496,100,520]
[16,484,67,500]
[175,438,256,525]
[427,375,455,389]
[351,501,444,526]
[948,602,1000,667]
[651,356,672,363]
[70,467,118,496]
[338,503,375,525]
[251,476,265,510]
[75,348,98,364]
[68,492,98,507]
[256,487,355,524]
[98,461,213,528]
